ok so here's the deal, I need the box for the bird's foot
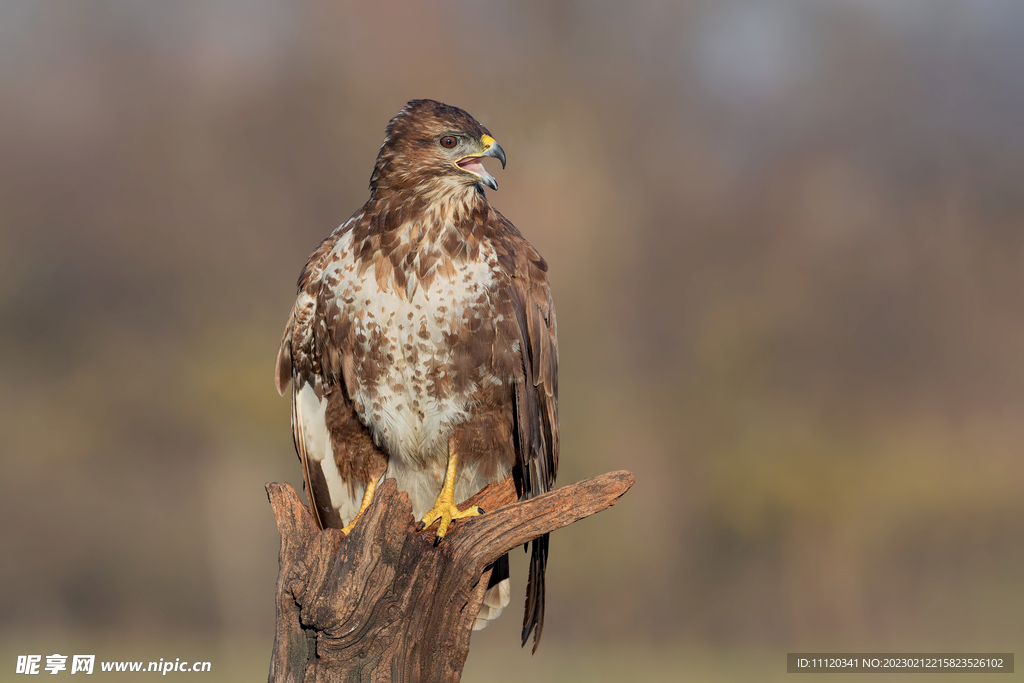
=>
[339,478,377,535]
[339,515,361,536]
[419,496,482,544]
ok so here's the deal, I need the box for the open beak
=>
[456,134,506,191]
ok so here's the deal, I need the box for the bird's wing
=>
[493,210,559,652]
[275,225,364,530]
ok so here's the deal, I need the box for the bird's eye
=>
[440,136,457,149]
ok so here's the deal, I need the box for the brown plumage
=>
[275,99,558,650]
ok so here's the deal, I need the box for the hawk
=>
[275,100,558,650]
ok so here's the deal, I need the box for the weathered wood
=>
[266,470,634,682]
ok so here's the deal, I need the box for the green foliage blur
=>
[1,2,1022,680]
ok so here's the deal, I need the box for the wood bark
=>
[266,470,634,682]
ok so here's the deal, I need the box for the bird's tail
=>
[473,554,511,630]
[521,533,548,652]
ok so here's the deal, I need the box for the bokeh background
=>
[2,1,1023,681]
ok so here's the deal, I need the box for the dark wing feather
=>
[493,211,559,652]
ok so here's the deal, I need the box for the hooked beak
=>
[456,134,506,191]
[483,134,506,169]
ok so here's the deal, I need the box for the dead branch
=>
[266,470,634,682]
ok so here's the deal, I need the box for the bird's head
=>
[370,100,506,197]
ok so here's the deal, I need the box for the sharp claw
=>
[420,498,482,545]
[434,534,442,547]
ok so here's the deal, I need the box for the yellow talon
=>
[419,443,482,541]
[420,498,481,541]
[340,478,378,535]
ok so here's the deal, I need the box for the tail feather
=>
[521,533,549,652]
[474,554,511,630]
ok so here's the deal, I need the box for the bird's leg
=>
[419,436,482,542]
[340,478,378,535]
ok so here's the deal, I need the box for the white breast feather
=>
[324,228,500,516]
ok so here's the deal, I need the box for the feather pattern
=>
[275,99,558,646]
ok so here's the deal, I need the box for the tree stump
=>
[266,470,634,682]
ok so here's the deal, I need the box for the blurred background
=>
[2,1,1023,680]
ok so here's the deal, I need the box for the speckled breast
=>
[323,226,507,466]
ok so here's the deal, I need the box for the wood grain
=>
[266,470,633,682]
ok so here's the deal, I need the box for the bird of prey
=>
[275,99,558,650]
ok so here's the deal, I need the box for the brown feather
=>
[274,311,294,396]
